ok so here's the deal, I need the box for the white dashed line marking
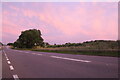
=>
[32,53,42,56]
[5,54,8,57]
[13,75,19,80]
[9,65,14,71]
[6,58,9,61]
[51,56,91,63]
[5,54,7,57]
[4,50,20,79]
[7,61,11,64]
[4,51,10,61]
[37,54,42,56]
[6,56,8,59]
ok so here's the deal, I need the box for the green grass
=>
[12,47,119,57]
[32,49,119,57]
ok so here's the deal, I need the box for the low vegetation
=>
[7,29,119,57]
[33,49,118,57]
[0,42,3,50]
[11,40,119,57]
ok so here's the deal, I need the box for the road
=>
[2,46,118,79]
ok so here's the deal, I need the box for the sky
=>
[2,2,118,44]
[1,0,119,2]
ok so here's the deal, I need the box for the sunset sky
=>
[2,2,118,44]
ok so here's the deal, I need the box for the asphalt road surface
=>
[2,46,118,79]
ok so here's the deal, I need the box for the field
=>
[13,46,118,57]
[31,47,118,57]
[12,40,119,57]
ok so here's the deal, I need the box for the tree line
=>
[7,29,119,50]
[46,40,119,49]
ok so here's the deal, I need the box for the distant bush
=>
[13,29,44,48]
[46,40,118,50]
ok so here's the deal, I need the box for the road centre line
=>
[13,75,19,80]
[10,65,14,71]
[3,51,8,56]
[3,50,10,61]
[3,49,20,79]
[51,56,91,63]
[7,61,11,64]
[6,56,8,59]
[5,56,9,60]
[4,54,7,57]
[4,53,7,57]
[7,58,9,61]
[5,56,8,58]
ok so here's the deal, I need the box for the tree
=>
[7,43,14,46]
[0,42,3,50]
[43,42,50,47]
[14,29,44,48]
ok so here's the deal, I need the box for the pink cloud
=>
[36,3,117,40]
[2,2,118,44]
[23,9,37,18]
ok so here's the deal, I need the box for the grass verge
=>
[12,47,119,57]
[32,49,119,57]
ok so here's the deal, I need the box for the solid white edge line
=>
[37,54,42,55]
[51,56,91,63]
[13,75,19,80]
[32,53,42,55]
[9,65,14,70]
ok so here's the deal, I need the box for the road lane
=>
[2,51,13,78]
[2,47,118,78]
[13,49,118,65]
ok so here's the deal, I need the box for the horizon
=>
[1,38,118,45]
[2,2,118,45]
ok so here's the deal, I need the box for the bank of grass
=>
[12,47,119,57]
[32,49,118,57]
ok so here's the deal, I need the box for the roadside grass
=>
[12,47,119,57]
[32,49,119,57]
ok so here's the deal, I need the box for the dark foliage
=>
[13,29,44,48]
[47,40,118,49]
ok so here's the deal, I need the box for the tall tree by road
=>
[14,29,44,48]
